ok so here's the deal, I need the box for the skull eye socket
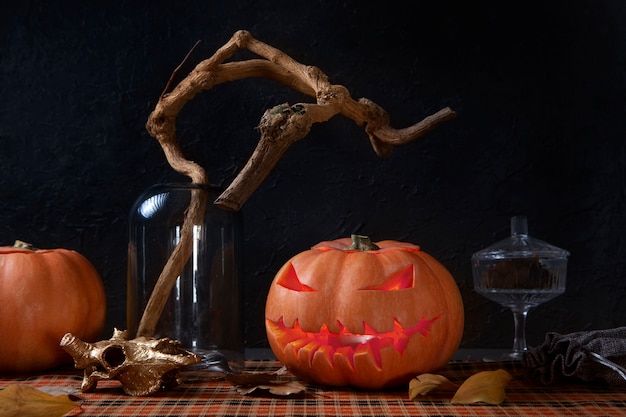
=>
[360,265,414,290]
[277,263,316,292]
[102,345,127,368]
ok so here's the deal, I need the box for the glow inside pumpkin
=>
[265,235,464,389]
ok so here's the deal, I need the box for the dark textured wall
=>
[2,1,625,351]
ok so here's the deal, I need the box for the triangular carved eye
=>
[277,263,316,292]
[360,265,414,290]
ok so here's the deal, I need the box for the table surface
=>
[2,358,626,417]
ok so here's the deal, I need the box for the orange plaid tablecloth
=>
[2,359,626,417]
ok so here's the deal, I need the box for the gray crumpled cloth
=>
[523,327,626,386]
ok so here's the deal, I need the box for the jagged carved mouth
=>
[267,315,439,369]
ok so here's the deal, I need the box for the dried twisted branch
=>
[138,30,456,338]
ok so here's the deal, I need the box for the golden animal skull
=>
[60,329,202,396]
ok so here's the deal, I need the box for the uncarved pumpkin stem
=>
[13,240,38,251]
[345,234,380,251]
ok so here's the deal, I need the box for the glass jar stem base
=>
[510,306,531,358]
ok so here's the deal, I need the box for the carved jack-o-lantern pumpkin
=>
[265,235,464,389]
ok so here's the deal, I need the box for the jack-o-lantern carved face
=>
[265,235,464,389]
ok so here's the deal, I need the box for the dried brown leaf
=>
[0,384,81,417]
[240,381,307,396]
[408,373,459,399]
[450,369,512,405]
[265,380,307,396]
[225,371,307,396]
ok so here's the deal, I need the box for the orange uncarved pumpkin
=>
[0,242,107,372]
[265,235,464,389]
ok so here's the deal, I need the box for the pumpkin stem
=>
[13,240,38,251]
[345,234,380,251]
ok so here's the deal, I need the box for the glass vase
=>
[127,183,244,375]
